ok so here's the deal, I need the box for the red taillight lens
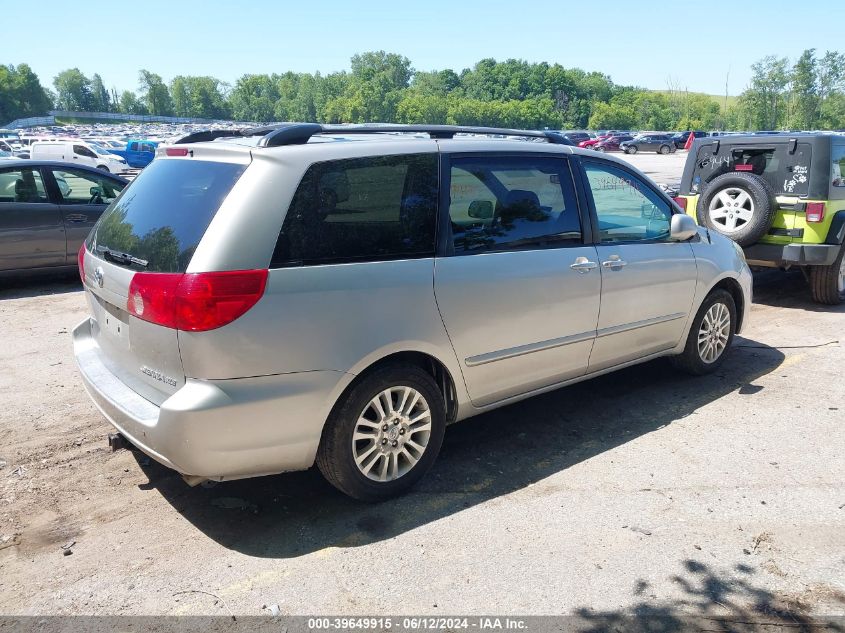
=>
[78,244,86,283]
[673,196,688,211]
[735,164,754,172]
[805,202,825,223]
[165,147,190,157]
[127,270,268,332]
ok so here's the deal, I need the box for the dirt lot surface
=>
[0,152,843,621]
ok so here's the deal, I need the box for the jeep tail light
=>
[127,270,268,332]
[78,244,86,284]
[805,202,825,223]
[673,196,687,211]
[735,164,754,172]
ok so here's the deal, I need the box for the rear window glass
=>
[691,143,812,195]
[91,159,246,272]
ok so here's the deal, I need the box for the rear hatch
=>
[81,155,249,405]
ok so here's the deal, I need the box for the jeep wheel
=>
[809,243,845,305]
[671,289,736,375]
[696,172,777,247]
[659,144,671,155]
[316,363,446,501]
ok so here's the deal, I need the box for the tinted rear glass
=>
[91,159,246,272]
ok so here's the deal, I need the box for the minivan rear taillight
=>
[127,270,268,332]
[78,244,86,284]
[805,202,825,223]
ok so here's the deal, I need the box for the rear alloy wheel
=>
[671,289,736,375]
[809,243,845,305]
[659,144,671,154]
[316,363,446,501]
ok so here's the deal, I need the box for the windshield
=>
[90,159,247,272]
[90,144,112,155]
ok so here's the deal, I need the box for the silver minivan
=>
[74,124,752,501]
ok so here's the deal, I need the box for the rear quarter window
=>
[90,159,246,272]
[271,153,438,267]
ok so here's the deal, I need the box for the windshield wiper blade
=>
[98,246,148,268]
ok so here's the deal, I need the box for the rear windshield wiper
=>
[97,246,148,269]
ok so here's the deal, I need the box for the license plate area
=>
[97,295,130,349]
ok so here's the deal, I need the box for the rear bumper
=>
[73,317,349,480]
[744,243,840,267]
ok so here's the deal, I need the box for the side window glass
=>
[140,143,153,152]
[832,144,845,188]
[272,154,438,267]
[584,162,671,243]
[0,168,48,203]
[74,145,96,158]
[447,156,581,254]
[51,169,124,205]
[129,142,139,151]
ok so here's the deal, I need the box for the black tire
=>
[625,145,638,154]
[670,289,736,376]
[316,363,446,502]
[696,172,776,247]
[659,144,671,155]
[96,165,109,171]
[595,145,606,152]
[809,243,845,305]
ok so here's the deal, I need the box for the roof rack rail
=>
[174,123,575,147]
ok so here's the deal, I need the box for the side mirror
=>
[468,200,494,220]
[670,213,698,241]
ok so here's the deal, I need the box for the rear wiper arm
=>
[98,246,148,268]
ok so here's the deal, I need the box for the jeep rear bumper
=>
[744,243,840,267]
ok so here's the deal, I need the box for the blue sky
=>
[9,0,843,97]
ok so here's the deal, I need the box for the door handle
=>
[65,214,88,223]
[570,257,598,273]
[601,255,627,269]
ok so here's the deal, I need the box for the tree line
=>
[2,50,844,130]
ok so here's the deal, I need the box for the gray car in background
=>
[0,160,126,275]
[73,124,752,501]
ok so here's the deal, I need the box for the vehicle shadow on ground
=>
[0,273,80,299]
[137,339,785,559]
[751,268,845,314]
[573,558,845,632]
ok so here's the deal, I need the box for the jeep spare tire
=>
[696,172,776,246]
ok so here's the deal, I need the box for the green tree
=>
[138,70,172,116]
[170,76,229,119]
[90,73,111,112]
[739,55,790,130]
[118,90,146,115]
[0,64,52,122]
[53,68,93,111]
[790,49,818,129]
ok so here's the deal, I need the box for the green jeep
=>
[675,134,845,304]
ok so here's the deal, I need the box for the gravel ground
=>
[0,153,843,621]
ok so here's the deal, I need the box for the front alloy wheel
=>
[697,301,731,364]
[671,289,736,375]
